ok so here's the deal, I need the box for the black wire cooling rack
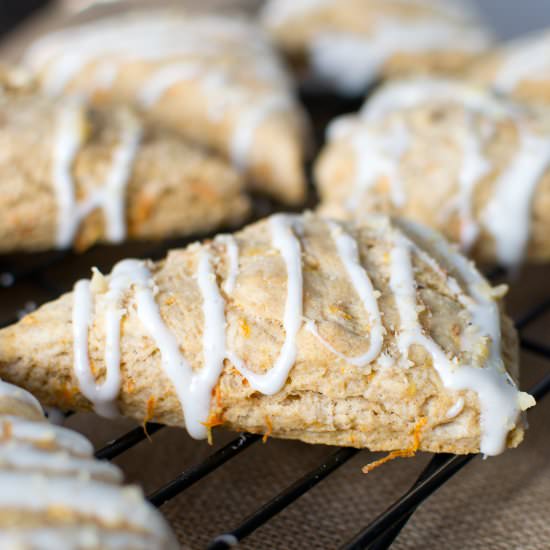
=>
[0,232,549,550]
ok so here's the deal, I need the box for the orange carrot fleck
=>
[362,417,427,474]
[262,416,273,444]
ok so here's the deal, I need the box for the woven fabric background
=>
[1,1,550,548]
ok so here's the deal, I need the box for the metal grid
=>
[0,234,549,550]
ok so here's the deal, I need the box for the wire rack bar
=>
[94,423,164,460]
[519,337,550,359]
[207,446,359,550]
[366,453,452,550]
[340,371,550,550]
[148,432,261,508]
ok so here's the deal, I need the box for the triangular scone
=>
[0,380,178,549]
[23,11,310,205]
[316,78,550,268]
[0,74,249,253]
[468,29,550,107]
[260,0,491,95]
[0,213,532,456]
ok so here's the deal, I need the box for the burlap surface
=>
[1,2,549,548]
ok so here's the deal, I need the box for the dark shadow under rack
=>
[1,237,548,550]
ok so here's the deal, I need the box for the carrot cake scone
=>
[468,28,550,107]
[0,379,177,549]
[23,11,310,205]
[260,0,492,95]
[0,72,249,253]
[0,213,533,456]
[316,78,550,267]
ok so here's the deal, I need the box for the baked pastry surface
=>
[316,78,550,267]
[24,11,309,205]
[468,29,550,107]
[0,76,249,253]
[0,212,532,456]
[0,380,177,549]
[260,0,491,95]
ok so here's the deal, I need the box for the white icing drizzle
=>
[137,62,203,108]
[391,220,523,455]
[454,114,492,251]
[0,380,43,416]
[69,213,526,453]
[327,78,548,265]
[482,126,550,268]
[227,214,303,394]
[492,31,550,94]
[73,279,119,418]
[27,12,295,176]
[52,102,142,248]
[0,415,93,456]
[101,117,143,243]
[215,234,240,294]
[230,95,292,172]
[261,0,332,27]
[0,528,161,550]
[0,473,169,532]
[309,18,489,95]
[0,442,122,482]
[0,365,176,548]
[305,221,383,366]
[51,98,85,248]
[445,397,465,419]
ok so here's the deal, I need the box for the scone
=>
[316,78,550,267]
[23,11,310,205]
[260,0,491,95]
[0,212,532,456]
[0,379,177,549]
[468,29,550,107]
[0,73,249,253]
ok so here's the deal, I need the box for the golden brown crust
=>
[316,80,550,265]
[0,87,250,253]
[24,11,310,205]
[0,213,524,454]
[468,30,550,107]
[261,0,491,94]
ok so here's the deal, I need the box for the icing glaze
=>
[70,214,528,453]
[0,372,176,548]
[26,12,295,177]
[215,234,240,295]
[396,219,525,455]
[309,18,489,95]
[52,101,142,249]
[227,214,303,394]
[492,31,550,94]
[305,221,383,366]
[326,78,548,265]
[482,126,550,267]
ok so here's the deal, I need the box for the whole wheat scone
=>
[0,212,533,456]
[260,0,491,95]
[0,76,249,253]
[0,380,177,549]
[23,11,310,205]
[468,29,550,107]
[316,78,550,267]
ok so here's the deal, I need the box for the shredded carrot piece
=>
[362,417,427,474]
[142,396,156,441]
[0,420,12,442]
[212,383,223,409]
[202,411,225,445]
[239,318,251,338]
[262,416,273,444]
